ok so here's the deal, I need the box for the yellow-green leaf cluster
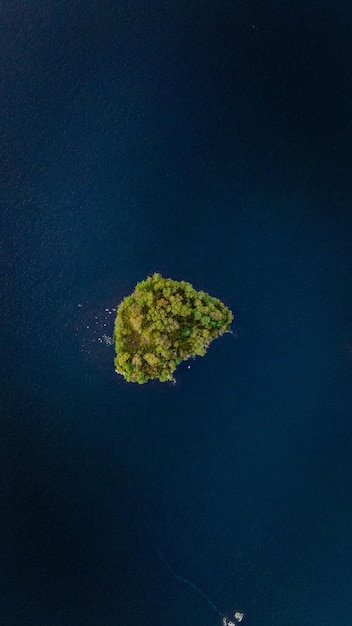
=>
[114,273,234,384]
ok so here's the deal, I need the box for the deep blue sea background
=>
[2,1,352,625]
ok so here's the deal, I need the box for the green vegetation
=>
[114,273,234,384]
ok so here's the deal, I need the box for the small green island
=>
[114,273,234,384]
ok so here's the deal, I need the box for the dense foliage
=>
[114,273,234,384]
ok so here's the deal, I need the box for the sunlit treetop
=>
[114,273,234,384]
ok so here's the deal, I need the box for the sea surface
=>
[2,2,352,625]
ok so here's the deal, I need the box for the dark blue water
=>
[2,2,352,625]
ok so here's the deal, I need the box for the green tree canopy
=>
[114,273,234,384]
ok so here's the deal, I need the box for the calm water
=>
[2,2,352,625]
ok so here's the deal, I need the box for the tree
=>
[114,273,233,384]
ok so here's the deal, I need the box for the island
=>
[114,273,234,384]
